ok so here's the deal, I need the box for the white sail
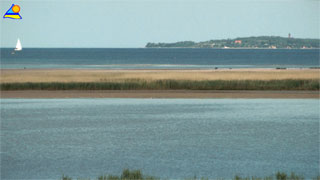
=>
[15,38,22,51]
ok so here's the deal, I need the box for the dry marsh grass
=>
[1,69,319,83]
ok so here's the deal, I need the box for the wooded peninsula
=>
[146,36,320,49]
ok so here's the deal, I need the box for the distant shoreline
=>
[145,47,320,50]
[1,47,320,49]
[146,36,320,49]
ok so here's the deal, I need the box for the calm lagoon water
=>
[1,99,319,179]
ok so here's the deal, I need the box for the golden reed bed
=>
[1,69,319,83]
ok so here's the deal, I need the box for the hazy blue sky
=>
[1,0,319,48]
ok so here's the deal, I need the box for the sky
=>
[0,0,319,48]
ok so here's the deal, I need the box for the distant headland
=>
[146,36,320,49]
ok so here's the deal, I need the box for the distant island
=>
[146,36,320,49]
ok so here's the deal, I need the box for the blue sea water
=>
[0,48,319,69]
[1,99,319,179]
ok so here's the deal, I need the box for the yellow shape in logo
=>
[3,4,22,20]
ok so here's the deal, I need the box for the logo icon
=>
[3,4,22,19]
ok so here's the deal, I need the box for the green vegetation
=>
[1,79,319,91]
[146,36,320,49]
[61,169,319,180]
[96,169,157,180]
[62,174,73,180]
[234,172,312,180]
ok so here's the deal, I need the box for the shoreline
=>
[1,47,319,49]
[1,90,319,99]
[145,47,320,50]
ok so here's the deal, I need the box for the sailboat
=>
[14,38,22,51]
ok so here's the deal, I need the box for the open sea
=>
[1,99,319,179]
[0,48,319,69]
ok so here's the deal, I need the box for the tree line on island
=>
[146,36,320,49]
